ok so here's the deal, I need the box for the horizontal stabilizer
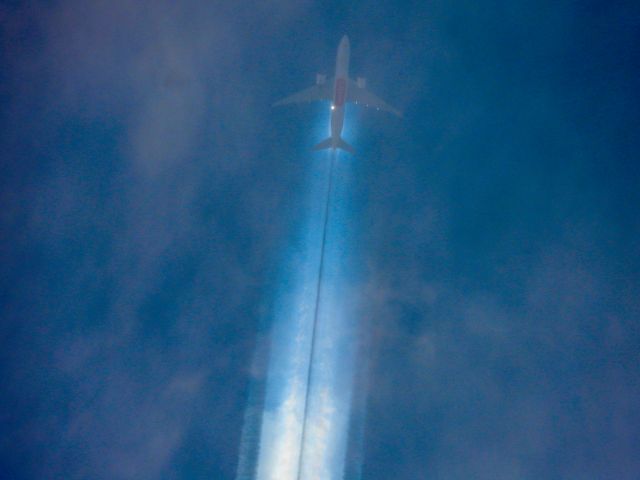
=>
[313,137,333,151]
[312,136,355,155]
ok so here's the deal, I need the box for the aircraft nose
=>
[341,35,350,47]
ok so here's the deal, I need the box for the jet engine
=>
[357,77,367,88]
[316,73,327,85]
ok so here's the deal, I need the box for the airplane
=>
[274,35,401,154]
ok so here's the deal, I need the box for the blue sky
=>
[1,1,640,479]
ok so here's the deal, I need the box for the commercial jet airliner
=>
[274,35,401,154]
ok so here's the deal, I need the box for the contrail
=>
[248,146,345,480]
[295,150,336,480]
[240,136,359,480]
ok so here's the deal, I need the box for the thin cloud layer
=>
[1,1,639,479]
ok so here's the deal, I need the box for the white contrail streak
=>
[237,144,359,480]
[295,150,336,480]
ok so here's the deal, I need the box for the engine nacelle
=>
[357,77,367,88]
[316,73,327,85]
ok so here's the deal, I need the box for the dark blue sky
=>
[1,1,639,479]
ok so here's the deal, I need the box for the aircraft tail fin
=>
[312,136,355,155]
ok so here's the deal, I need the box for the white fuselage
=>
[331,36,350,145]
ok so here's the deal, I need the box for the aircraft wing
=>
[273,82,333,106]
[347,79,402,117]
